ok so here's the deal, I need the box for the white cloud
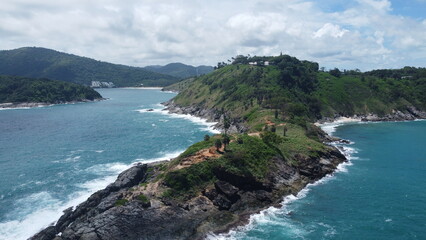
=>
[313,23,348,38]
[0,0,425,70]
[357,0,392,12]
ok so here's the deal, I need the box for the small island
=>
[0,75,103,109]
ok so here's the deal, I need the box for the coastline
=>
[29,101,426,240]
[210,119,361,239]
[316,106,426,125]
[0,99,106,110]
[121,87,163,89]
[31,102,348,240]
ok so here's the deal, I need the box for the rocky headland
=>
[30,101,350,240]
[30,99,426,240]
[31,144,346,240]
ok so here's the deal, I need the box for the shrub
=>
[204,134,210,141]
[114,199,128,206]
[215,139,222,151]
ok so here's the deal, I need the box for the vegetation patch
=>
[137,194,150,204]
[114,199,128,206]
[177,137,216,159]
[217,135,277,179]
[0,75,102,103]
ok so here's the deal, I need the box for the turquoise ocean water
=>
[217,120,426,240]
[1,89,425,240]
[0,88,219,240]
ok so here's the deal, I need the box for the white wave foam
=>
[0,107,31,111]
[134,149,184,164]
[0,150,185,240]
[317,117,361,136]
[212,135,359,239]
[136,107,220,134]
[161,90,176,94]
[0,105,53,111]
[64,156,81,162]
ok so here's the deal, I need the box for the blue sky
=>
[318,0,426,19]
[0,0,425,71]
[390,0,426,19]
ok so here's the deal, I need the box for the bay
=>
[0,88,217,240]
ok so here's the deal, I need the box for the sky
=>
[1,0,425,71]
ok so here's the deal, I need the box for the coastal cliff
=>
[31,139,346,240]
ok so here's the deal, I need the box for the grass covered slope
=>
[0,47,179,87]
[172,55,426,124]
[157,55,426,201]
[31,55,353,240]
[0,75,102,104]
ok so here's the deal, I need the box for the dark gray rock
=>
[107,164,147,191]
[163,101,249,133]
[212,194,233,210]
[214,181,240,202]
[29,226,56,240]
[31,132,347,240]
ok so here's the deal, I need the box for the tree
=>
[222,134,230,151]
[274,109,279,119]
[329,68,341,77]
[283,125,288,136]
[223,115,231,135]
[215,139,222,152]
[271,125,276,133]
[204,134,210,141]
[260,131,283,146]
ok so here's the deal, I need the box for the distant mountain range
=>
[145,63,213,79]
[0,47,181,87]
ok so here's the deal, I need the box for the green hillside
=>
[0,47,179,87]
[145,63,213,79]
[172,55,426,129]
[0,75,102,103]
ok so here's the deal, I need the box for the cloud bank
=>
[1,0,425,70]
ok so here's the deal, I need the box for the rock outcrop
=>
[318,106,426,123]
[163,100,248,133]
[31,145,346,240]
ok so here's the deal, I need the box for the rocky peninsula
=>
[29,56,426,240]
[31,102,348,240]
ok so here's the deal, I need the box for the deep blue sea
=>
[218,120,426,240]
[0,88,219,240]
[1,89,425,240]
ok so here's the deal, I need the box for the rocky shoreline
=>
[29,101,426,240]
[31,146,346,240]
[30,101,350,240]
[317,106,426,123]
[0,99,106,110]
[162,100,248,133]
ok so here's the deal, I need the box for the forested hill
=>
[0,47,179,87]
[171,55,426,128]
[145,63,213,79]
[0,75,102,104]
